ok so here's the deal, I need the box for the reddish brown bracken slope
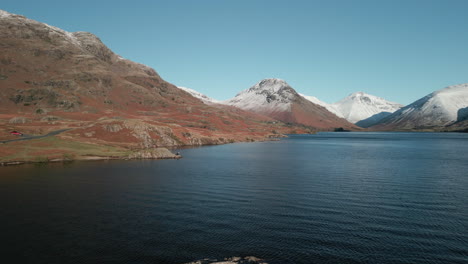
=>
[0,9,317,153]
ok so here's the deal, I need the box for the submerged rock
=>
[184,256,267,264]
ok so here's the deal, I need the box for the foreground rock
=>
[184,256,267,264]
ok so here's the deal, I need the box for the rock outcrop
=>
[184,256,267,264]
[127,148,180,159]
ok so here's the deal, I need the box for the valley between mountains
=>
[1,9,467,164]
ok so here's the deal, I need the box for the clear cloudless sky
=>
[3,0,468,105]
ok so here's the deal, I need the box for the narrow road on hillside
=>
[0,129,71,144]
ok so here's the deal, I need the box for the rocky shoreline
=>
[0,147,181,166]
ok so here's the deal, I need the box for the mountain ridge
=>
[372,83,468,130]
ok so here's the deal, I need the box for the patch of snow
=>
[42,23,82,47]
[178,87,220,104]
[0,9,83,47]
[0,9,12,18]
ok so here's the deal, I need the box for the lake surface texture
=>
[1,132,467,264]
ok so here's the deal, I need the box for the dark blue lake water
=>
[1,132,467,264]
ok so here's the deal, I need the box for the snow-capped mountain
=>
[225,79,296,112]
[178,87,220,104]
[301,92,403,127]
[224,79,356,129]
[332,92,403,126]
[373,83,468,129]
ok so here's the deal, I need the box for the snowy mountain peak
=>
[301,91,403,126]
[243,78,296,97]
[334,92,403,124]
[350,91,366,96]
[227,79,298,112]
[378,83,468,128]
[373,83,468,129]
[224,79,356,129]
[0,9,12,18]
[434,83,468,96]
[346,92,383,104]
[349,92,369,100]
[253,78,288,89]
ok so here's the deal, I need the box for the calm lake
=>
[1,132,467,264]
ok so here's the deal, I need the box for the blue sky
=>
[3,0,468,105]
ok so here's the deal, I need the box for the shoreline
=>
[0,136,281,167]
[3,130,468,166]
[0,144,184,167]
[0,153,182,167]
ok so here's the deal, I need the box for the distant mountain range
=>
[178,79,356,129]
[222,79,356,129]
[1,7,467,162]
[179,82,468,131]
[179,81,403,129]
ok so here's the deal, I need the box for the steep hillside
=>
[0,9,310,163]
[0,9,191,115]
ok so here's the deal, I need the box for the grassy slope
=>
[0,136,131,163]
